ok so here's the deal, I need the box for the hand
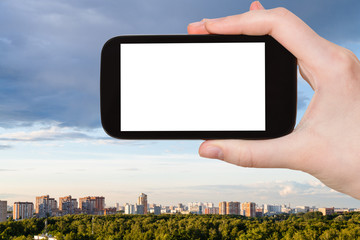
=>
[188,1,360,200]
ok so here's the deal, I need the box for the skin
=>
[188,1,360,200]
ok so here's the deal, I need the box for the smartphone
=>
[100,34,297,139]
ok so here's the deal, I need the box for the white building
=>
[124,203,135,214]
[294,206,310,213]
[263,204,282,215]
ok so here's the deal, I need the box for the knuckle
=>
[333,48,358,73]
[233,146,255,168]
[272,7,291,18]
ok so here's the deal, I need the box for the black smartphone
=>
[100,34,297,139]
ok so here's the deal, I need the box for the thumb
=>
[250,1,265,11]
[199,133,305,170]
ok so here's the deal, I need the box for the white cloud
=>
[279,185,295,196]
[0,121,91,141]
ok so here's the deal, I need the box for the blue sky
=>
[1,0,360,208]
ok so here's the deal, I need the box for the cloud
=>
[170,180,342,204]
[279,185,295,197]
[0,169,16,172]
[117,168,140,172]
[0,145,11,150]
[0,121,160,152]
[0,123,93,141]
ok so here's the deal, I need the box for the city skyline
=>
[1,192,359,210]
[1,0,360,208]
[2,192,359,224]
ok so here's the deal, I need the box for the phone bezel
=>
[100,34,297,139]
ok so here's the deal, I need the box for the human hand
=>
[188,1,360,200]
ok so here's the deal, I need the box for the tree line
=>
[1,211,360,240]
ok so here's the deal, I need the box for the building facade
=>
[204,207,219,215]
[59,196,78,215]
[124,203,135,214]
[103,208,117,215]
[79,196,105,215]
[13,202,34,220]
[0,200,7,222]
[136,204,145,215]
[35,195,57,218]
[226,202,240,215]
[241,202,256,217]
[137,193,148,214]
[219,201,227,215]
[318,207,335,216]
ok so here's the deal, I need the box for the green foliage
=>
[0,212,360,239]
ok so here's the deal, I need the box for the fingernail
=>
[201,146,224,160]
[256,1,264,9]
[188,21,205,27]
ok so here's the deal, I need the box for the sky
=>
[1,0,360,208]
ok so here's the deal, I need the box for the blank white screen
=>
[121,42,265,131]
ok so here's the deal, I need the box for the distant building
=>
[36,195,57,218]
[226,202,240,215]
[318,207,335,216]
[334,208,349,214]
[137,193,148,214]
[124,204,135,214]
[153,205,161,215]
[241,202,256,217]
[79,196,105,215]
[148,204,161,215]
[104,207,117,215]
[294,206,310,213]
[219,202,227,215]
[177,203,184,212]
[136,204,145,215]
[188,203,203,214]
[263,204,282,216]
[13,202,33,220]
[59,196,78,215]
[204,207,219,215]
[0,200,7,222]
[188,202,205,214]
[255,208,263,217]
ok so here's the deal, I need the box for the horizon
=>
[1,0,360,209]
[3,191,360,209]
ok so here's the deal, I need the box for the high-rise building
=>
[13,202,34,220]
[59,196,78,215]
[241,202,256,217]
[35,195,57,218]
[204,207,219,214]
[318,207,335,216]
[136,204,145,215]
[0,200,7,222]
[226,202,240,215]
[219,201,227,215]
[137,193,147,214]
[79,196,105,215]
[153,205,161,215]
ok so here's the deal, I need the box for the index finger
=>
[188,8,333,73]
